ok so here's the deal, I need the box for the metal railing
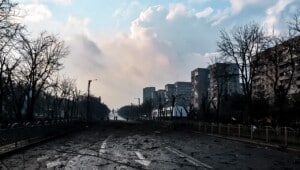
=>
[170,120,300,148]
[0,120,80,147]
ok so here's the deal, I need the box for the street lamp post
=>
[135,97,141,119]
[87,79,97,122]
[131,103,133,120]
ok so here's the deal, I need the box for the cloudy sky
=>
[17,0,299,108]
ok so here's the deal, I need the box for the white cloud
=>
[196,7,214,18]
[210,0,266,25]
[112,1,141,18]
[166,4,194,20]
[63,35,102,78]
[230,0,244,14]
[53,0,72,5]
[17,3,52,23]
[188,0,210,4]
[210,8,230,26]
[64,16,91,36]
[263,0,294,35]
[230,0,261,14]
[18,0,72,5]
[190,52,220,67]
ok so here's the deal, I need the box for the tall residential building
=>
[174,82,192,107]
[208,63,240,105]
[191,68,209,110]
[165,84,176,106]
[152,89,166,109]
[253,36,300,99]
[143,87,155,103]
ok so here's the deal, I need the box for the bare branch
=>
[18,32,69,121]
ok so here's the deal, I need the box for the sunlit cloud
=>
[229,0,261,14]
[166,3,193,20]
[112,1,141,18]
[263,0,294,35]
[196,7,214,18]
[17,3,52,23]
[53,0,72,5]
[64,16,91,36]
[188,0,210,4]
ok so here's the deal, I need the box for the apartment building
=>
[165,84,176,106]
[174,82,192,108]
[253,36,300,99]
[152,89,166,109]
[143,87,155,103]
[191,68,209,110]
[208,63,240,105]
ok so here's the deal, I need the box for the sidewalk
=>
[0,135,58,159]
[193,131,300,152]
[0,127,78,159]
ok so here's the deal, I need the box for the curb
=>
[0,129,78,160]
[0,135,57,159]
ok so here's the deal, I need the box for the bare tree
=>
[58,77,76,120]
[217,23,268,122]
[289,9,300,35]
[260,35,299,124]
[18,32,68,121]
[70,86,80,120]
[208,56,240,124]
[0,0,24,120]
[141,99,153,119]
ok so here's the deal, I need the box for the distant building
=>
[165,84,176,107]
[143,87,155,103]
[152,105,188,118]
[208,63,240,106]
[191,68,209,110]
[157,89,166,108]
[152,89,166,109]
[174,82,192,108]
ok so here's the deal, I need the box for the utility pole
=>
[87,79,97,123]
[135,97,140,119]
[87,80,92,122]
[131,103,133,120]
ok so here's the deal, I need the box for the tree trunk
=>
[27,94,35,122]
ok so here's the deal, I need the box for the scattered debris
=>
[46,159,63,168]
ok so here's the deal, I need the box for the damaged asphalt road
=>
[0,121,299,170]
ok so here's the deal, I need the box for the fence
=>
[0,120,80,147]
[171,120,300,148]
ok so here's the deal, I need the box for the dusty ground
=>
[0,121,299,170]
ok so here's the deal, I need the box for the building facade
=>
[165,84,176,107]
[191,68,209,110]
[208,63,240,106]
[143,87,155,103]
[152,89,166,109]
[252,36,300,100]
[174,82,192,108]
